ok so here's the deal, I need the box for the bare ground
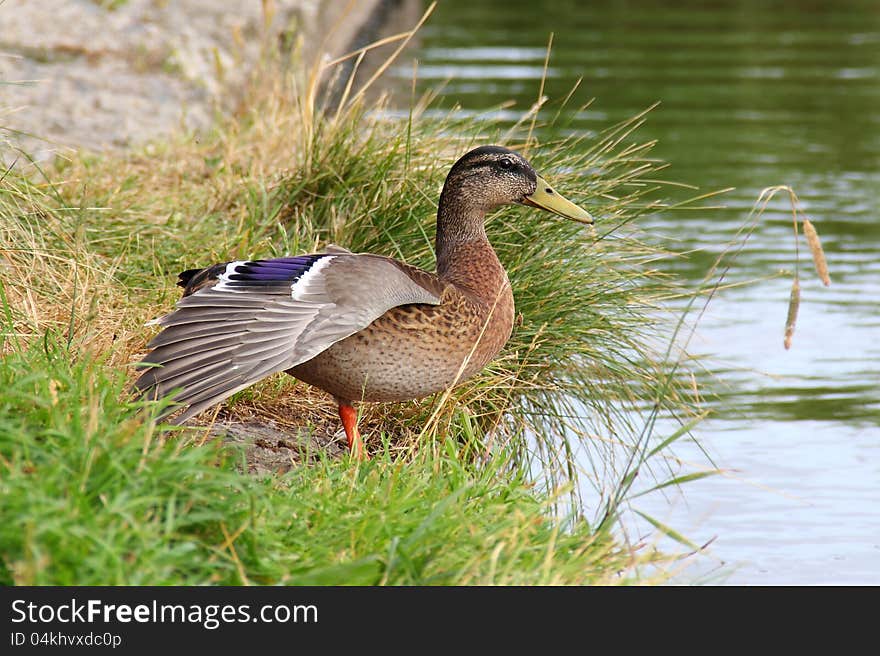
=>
[213,415,347,475]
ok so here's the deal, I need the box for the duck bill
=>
[522,176,594,224]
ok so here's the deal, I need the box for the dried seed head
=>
[784,278,801,350]
[803,219,831,287]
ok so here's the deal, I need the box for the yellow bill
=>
[522,176,594,225]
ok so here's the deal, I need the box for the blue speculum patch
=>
[225,255,331,284]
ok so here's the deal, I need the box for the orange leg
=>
[338,402,367,460]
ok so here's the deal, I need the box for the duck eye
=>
[498,157,514,170]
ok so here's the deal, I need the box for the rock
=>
[0,0,393,162]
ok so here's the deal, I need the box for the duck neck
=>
[435,189,507,300]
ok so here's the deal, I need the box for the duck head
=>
[439,145,594,225]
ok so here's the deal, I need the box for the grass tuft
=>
[0,31,719,584]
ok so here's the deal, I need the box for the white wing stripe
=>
[212,261,252,292]
[291,255,336,301]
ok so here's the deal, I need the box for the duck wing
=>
[134,253,443,423]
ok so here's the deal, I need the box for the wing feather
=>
[134,253,442,422]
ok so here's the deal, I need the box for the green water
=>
[396,0,880,583]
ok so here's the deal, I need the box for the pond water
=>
[394,0,880,583]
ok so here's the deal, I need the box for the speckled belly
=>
[287,298,514,403]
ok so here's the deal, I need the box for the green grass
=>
[0,44,713,584]
[0,332,644,585]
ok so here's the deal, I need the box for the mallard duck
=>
[134,145,593,457]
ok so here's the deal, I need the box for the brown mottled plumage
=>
[134,145,593,457]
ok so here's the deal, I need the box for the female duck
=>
[135,145,593,457]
